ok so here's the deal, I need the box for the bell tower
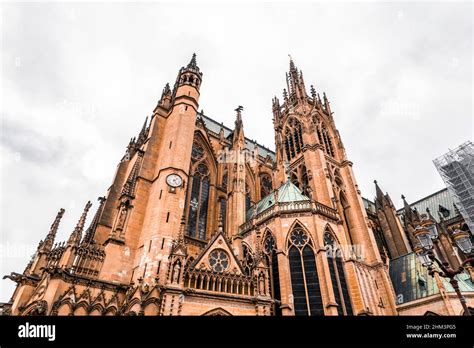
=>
[273,57,384,263]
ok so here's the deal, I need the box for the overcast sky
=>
[0,2,472,301]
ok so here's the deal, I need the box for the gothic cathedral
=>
[5,55,402,316]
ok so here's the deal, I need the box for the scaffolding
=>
[433,141,474,233]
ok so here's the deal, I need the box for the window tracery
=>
[287,225,324,316]
[208,249,229,272]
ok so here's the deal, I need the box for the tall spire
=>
[68,201,92,246]
[41,208,65,251]
[82,196,106,245]
[286,55,307,101]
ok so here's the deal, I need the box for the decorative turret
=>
[172,53,202,104]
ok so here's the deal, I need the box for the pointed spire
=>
[122,150,144,197]
[374,180,385,205]
[401,194,416,225]
[187,53,198,69]
[68,201,92,246]
[288,54,297,73]
[136,116,149,147]
[41,208,65,251]
[82,196,106,245]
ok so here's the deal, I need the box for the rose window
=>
[209,249,229,272]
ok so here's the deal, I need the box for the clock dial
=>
[166,174,182,187]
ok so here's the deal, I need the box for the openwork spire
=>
[68,201,92,246]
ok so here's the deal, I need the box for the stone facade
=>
[3,55,472,316]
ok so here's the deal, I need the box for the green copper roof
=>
[246,181,310,220]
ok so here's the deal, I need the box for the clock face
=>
[166,174,182,188]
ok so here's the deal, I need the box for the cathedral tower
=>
[4,56,404,316]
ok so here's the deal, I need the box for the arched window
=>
[260,174,273,198]
[324,232,353,316]
[287,225,324,316]
[187,140,212,240]
[283,118,304,160]
[320,126,335,157]
[264,233,282,316]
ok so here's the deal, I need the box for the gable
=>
[190,232,245,275]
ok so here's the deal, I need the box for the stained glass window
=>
[186,162,210,240]
[324,232,353,316]
[264,233,282,316]
[288,226,324,316]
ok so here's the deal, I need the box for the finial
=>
[187,53,197,69]
[235,105,243,114]
[374,180,378,184]
[401,194,406,200]
[288,54,296,71]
